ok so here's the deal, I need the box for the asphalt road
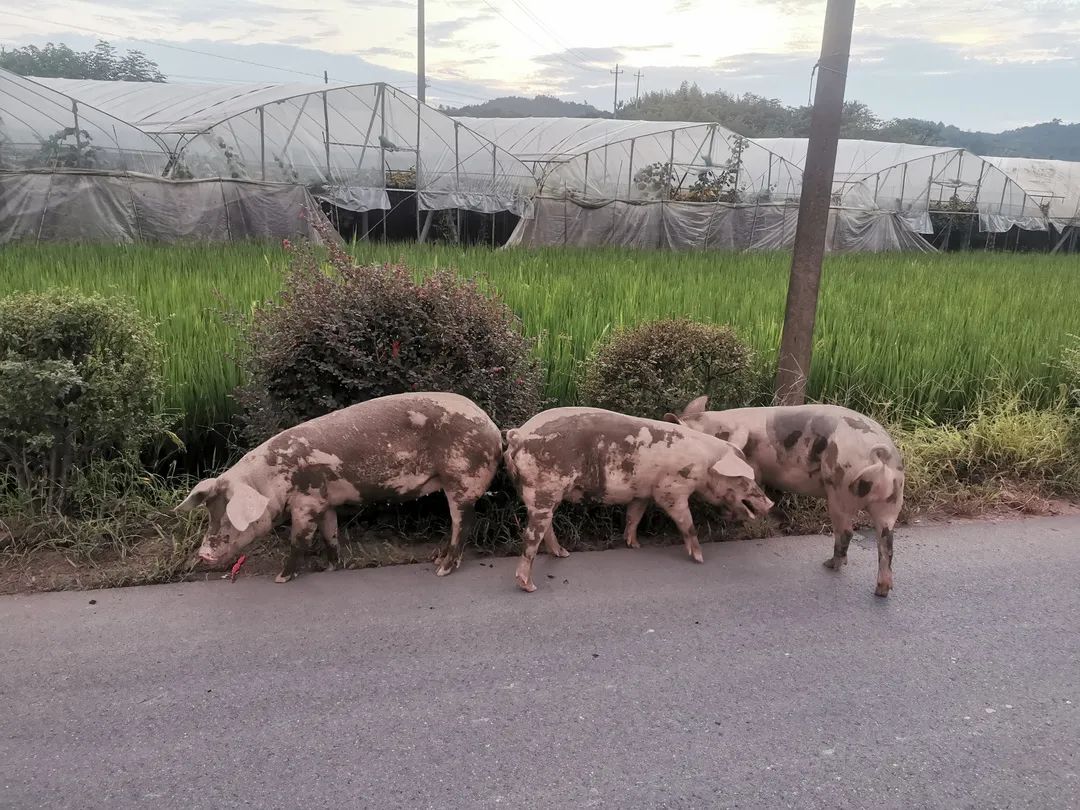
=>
[2,516,1078,809]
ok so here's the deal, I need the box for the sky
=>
[2,0,1078,131]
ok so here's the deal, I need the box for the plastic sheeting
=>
[0,70,170,175]
[984,156,1080,230]
[506,197,934,253]
[15,72,537,217]
[465,118,934,252]
[457,117,802,204]
[758,139,1047,233]
[0,171,332,244]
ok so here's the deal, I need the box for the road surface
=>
[2,516,1078,809]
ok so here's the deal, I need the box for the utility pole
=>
[773,0,856,406]
[611,63,624,118]
[634,69,644,102]
[417,0,426,103]
[323,70,328,85]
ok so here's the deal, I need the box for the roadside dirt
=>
[3,497,1077,596]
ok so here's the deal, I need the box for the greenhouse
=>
[460,118,1058,253]
[985,156,1080,252]
[458,116,810,251]
[758,139,1050,249]
[0,69,536,244]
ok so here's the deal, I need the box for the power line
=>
[502,0,600,69]
[475,0,606,75]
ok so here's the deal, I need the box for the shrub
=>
[233,231,545,445]
[0,289,170,510]
[577,318,754,419]
[1064,336,1080,407]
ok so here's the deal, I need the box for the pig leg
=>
[276,503,320,584]
[319,509,340,570]
[543,525,570,558]
[867,502,897,597]
[433,496,475,577]
[656,494,704,563]
[515,492,557,593]
[624,498,648,549]
[822,496,855,571]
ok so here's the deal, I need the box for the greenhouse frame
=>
[985,156,1080,252]
[458,116,811,251]
[3,67,1078,253]
[0,69,536,243]
[758,138,1050,249]
[459,117,1059,252]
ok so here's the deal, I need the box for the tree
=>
[0,40,166,82]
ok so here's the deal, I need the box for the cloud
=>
[361,46,413,59]
[7,0,1076,129]
[426,13,496,46]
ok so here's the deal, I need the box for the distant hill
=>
[444,86,1078,161]
[939,121,1080,161]
[440,94,610,119]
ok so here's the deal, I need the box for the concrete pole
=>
[773,0,856,405]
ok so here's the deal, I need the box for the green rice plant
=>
[3,241,1079,463]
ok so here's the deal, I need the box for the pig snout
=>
[742,495,773,520]
[197,541,223,564]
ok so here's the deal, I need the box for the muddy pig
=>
[503,407,774,592]
[664,396,905,597]
[176,392,503,582]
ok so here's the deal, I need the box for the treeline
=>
[445,83,1079,161]
[0,41,166,83]
[619,83,1080,160]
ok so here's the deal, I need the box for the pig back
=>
[259,393,502,503]
[506,407,723,499]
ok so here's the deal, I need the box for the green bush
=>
[0,289,170,510]
[233,231,545,445]
[576,318,755,419]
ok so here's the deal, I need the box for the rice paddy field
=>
[3,242,1079,454]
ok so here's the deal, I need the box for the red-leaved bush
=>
[233,221,544,446]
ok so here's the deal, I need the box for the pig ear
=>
[224,482,270,532]
[175,478,220,513]
[662,412,684,425]
[682,395,709,417]
[710,451,755,481]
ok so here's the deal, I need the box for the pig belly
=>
[758,462,827,499]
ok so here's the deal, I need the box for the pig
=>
[663,396,905,597]
[503,407,774,592]
[175,392,503,582]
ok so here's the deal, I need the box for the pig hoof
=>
[515,574,537,593]
[274,573,293,584]
[435,559,459,577]
[552,547,570,559]
[691,551,704,564]
[626,538,640,549]
[874,583,891,597]
[823,556,847,570]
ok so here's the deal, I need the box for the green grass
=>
[3,242,1079,451]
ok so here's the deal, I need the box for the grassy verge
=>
[4,396,1078,595]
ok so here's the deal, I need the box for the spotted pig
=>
[665,396,905,597]
[175,392,503,582]
[503,407,773,592]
